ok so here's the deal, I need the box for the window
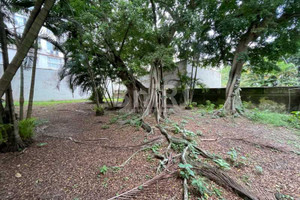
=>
[14,15,26,33]
[48,57,62,69]
[46,41,54,52]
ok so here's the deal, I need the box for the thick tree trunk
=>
[113,55,146,112]
[0,0,55,98]
[142,63,166,123]
[224,32,256,114]
[26,41,38,119]
[19,65,24,120]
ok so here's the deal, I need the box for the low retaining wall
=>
[172,87,300,111]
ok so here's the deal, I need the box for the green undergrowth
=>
[245,109,300,134]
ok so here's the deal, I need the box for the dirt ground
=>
[0,102,299,200]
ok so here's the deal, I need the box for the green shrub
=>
[94,106,104,116]
[19,118,36,141]
[0,124,11,144]
[191,177,211,199]
[258,98,286,113]
[246,109,300,130]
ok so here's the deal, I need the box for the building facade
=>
[0,13,88,101]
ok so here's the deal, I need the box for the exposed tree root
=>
[156,124,261,199]
[141,120,153,133]
[104,136,163,149]
[157,125,214,159]
[181,146,189,200]
[222,137,288,153]
[195,166,258,200]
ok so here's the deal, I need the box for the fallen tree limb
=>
[114,148,145,168]
[195,165,259,200]
[222,137,288,153]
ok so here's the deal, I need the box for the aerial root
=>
[157,124,260,200]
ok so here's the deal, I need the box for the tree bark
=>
[0,9,24,150]
[26,40,38,119]
[19,65,24,120]
[0,0,55,98]
[224,32,256,114]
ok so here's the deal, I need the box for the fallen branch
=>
[195,165,259,200]
[114,148,145,168]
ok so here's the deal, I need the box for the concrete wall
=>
[173,87,300,111]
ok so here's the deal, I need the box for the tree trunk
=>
[19,65,24,120]
[113,55,146,112]
[142,63,166,123]
[26,41,38,119]
[0,0,55,98]
[0,9,24,151]
[224,32,256,114]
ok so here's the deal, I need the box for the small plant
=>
[101,125,110,129]
[191,177,211,199]
[151,143,161,154]
[94,106,104,116]
[227,148,238,162]
[291,111,300,120]
[146,155,153,162]
[171,143,185,152]
[205,100,215,111]
[212,185,223,198]
[178,163,195,179]
[0,124,11,144]
[173,124,181,134]
[19,118,36,141]
[99,165,108,175]
[241,174,250,185]
[102,177,109,188]
[185,103,193,110]
[255,165,263,175]
[214,159,231,170]
[196,130,203,136]
[111,166,121,173]
[109,116,118,124]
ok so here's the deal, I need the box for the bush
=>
[19,118,36,141]
[0,124,11,144]
[94,106,104,116]
[258,98,286,113]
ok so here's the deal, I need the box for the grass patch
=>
[245,109,300,133]
[14,99,89,107]
[103,98,124,103]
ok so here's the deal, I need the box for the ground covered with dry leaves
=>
[0,102,299,200]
